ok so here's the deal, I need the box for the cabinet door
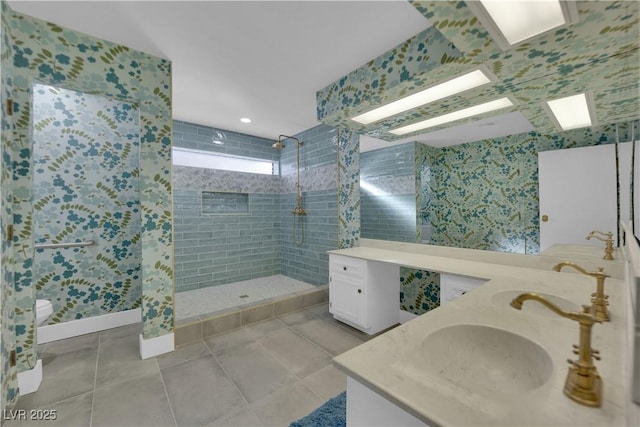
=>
[330,276,367,328]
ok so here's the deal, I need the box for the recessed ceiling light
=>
[545,92,594,131]
[351,68,494,125]
[240,117,252,123]
[466,0,579,50]
[389,97,515,136]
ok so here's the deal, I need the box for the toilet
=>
[35,299,53,325]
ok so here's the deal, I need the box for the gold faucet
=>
[585,230,614,260]
[510,293,603,407]
[552,261,610,322]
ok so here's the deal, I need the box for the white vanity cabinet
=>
[329,254,400,334]
[440,273,488,304]
[347,377,428,426]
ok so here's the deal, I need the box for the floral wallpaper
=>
[337,129,360,249]
[32,84,142,323]
[428,123,639,254]
[316,25,461,139]
[4,3,173,378]
[400,268,439,314]
[1,0,18,410]
[318,1,639,141]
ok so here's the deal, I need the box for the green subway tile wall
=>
[173,122,339,291]
[361,143,417,242]
[173,190,280,292]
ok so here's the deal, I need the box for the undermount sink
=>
[491,290,579,317]
[397,324,553,395]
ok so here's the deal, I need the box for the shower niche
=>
[201,191,250,215]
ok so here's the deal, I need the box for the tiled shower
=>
[172,121,340,318]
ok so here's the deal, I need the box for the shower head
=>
[273,134,302,149]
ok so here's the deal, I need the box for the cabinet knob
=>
[541,214,549,222]
[357,289,362,294]
[343,266,347,271]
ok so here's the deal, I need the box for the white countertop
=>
[330,240,629,426]
[541,243,623,262]
[355,239,626,278]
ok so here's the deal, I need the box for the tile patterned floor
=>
[6,303,372,427]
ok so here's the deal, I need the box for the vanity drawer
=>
[330,255,365,282]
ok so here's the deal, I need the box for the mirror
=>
[360,142,419,244]
[360,125,638,263]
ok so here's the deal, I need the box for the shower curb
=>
[174,285,329,346]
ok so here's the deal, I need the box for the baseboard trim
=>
[17,359,43,395]
[37,308,142,344]
[139,333,174,359]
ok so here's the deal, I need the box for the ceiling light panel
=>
[351,69,494,125]
[389,97,515,136]
[467,1,579,50]
[545,92,594,131]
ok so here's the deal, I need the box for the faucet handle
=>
[578,305,603,324]
[591,294,609,303]
[590,268,610,279]
[586,230,612,239]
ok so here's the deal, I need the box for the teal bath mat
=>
[290,392,346,427]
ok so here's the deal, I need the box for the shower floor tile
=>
[175,274,315,320]
[7,302,377,427]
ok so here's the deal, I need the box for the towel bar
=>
[34,240,96,250]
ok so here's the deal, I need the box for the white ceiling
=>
[8,0,446,150]
[417,112,536,149]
